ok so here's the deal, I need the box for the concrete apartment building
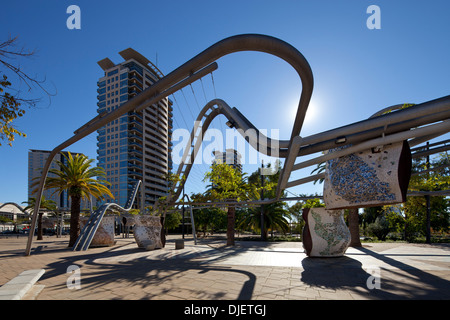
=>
[213,149,243,173]
[96,48,173,210]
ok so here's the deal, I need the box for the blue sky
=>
[1,0,449,205]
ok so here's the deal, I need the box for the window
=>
[108,69,118,77]
[120,161,128,167]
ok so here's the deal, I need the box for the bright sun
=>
[289,96,320,125]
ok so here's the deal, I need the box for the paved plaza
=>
[0,235,449,300]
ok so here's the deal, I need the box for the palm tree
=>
[22,196,57,240]
[245,161,290,239]
[239,201,290,239]
[35,152,113,247]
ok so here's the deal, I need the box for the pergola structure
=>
[26,34,450,256]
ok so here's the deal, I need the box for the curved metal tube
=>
[169,98,290,204]
[0,202,31,216]
[25,34,314,255]
[72,180,141,251]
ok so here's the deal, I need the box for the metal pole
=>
[425,142,431,244]
[182,185,185,240]
[260,160,266,241]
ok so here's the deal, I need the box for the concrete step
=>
[0,269,45,300]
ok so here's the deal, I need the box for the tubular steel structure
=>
[25,34,450,255]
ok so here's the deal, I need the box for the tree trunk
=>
[37,212,43,240]
[68,195,81,247]
[349,208,362,247]
[227,205,235,246]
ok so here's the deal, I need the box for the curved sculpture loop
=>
[25,34,313,255]
[24,33,450,256]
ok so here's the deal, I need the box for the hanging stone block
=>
[323,141,411,210]
[302,207,351,257]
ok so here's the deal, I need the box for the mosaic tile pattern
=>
[324,142,406,209]
[131,215,163,249]
[80,215,115,247]
[305,208,350,257]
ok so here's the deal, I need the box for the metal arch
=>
[168,98,290,205]
[25,34,314,255]
[0,202,31,216]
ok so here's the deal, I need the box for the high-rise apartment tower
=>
[97,48,173,210]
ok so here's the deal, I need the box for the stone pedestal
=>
[80,215,115,247]
[175,239,184,250]
[302,207,351,257]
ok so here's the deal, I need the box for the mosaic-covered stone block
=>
[323,141,411,210]
[132,215,164,250]
[302,207,351,257]
[80,215,115,247]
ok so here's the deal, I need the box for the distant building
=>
[213,149,242,173]
[0,202,30,225]
[28,149,90,211]
[96,48,173,209]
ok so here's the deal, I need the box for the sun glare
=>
[288,96,320,126]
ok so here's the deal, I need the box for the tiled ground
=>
[0,235,449,300]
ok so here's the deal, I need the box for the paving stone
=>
[0,236,449,301]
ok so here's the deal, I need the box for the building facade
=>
[96,48,173,210]
[28,149,90,211]
[213,149,242,173]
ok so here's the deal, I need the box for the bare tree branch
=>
[0,35,55,108]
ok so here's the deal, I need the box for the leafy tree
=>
[34,152,113,247]
[22,196,57,240]
[190,192,227,238]
[404,152,449,241]
[0,36,54,146]
[164,211,182,233]
[203,162,257,246]
[367,215,391,241]
[0,75,26,146]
